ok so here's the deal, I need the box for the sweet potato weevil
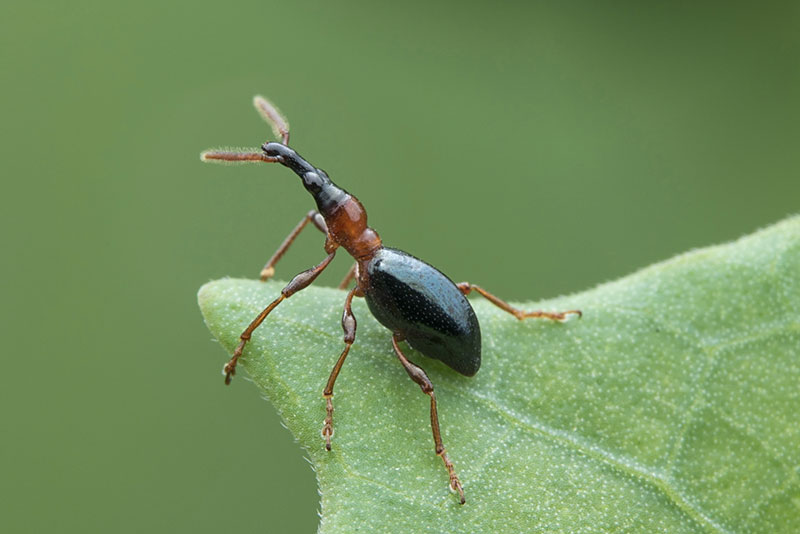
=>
[201,96,581,504]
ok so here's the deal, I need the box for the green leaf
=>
[198,216,800,533]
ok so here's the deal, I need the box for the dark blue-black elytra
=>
[364,248,481,376]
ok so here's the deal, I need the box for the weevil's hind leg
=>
[253,95,290,145]
[391,335,465,504]
[456,282,581,321]
[223,251,336,384]
[321,286,362,450]
[260,210,328,281]
[337,262,357,290]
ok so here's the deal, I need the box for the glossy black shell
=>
[363,248,481,376]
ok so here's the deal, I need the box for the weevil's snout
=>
[262,142,316,176]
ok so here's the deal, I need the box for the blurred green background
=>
[2,1,797,532]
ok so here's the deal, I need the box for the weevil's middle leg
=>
[224,251,336,384]
[260,210,328,281]
[321,286,362,450]
[457,282,581,321]
[391,335,465,505]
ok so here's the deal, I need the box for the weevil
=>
[201,96,581,504]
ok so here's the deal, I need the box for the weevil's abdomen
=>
[363,248,481,376]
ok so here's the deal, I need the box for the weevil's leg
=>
[321,286,363,450]
[337,262,357,290]
[253,95,290,145]
[223,251,336,385]
[260,210,328,281]
[391,335,465,504]
[456,282,581,321]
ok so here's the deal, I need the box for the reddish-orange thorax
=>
[324,194,382,260]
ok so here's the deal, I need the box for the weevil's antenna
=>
[253,95,290,145]
[200,149,279,164]
[200,95,291,164]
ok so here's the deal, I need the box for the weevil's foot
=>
[518,309,582,322]
[321,424,333,451]
[222,361,236,385]
[322,397,334,450]
[450,476,465,505]
[551,309,582,322]
[259,266,275,282]
[223,341,246,385]
[438,448,465,504]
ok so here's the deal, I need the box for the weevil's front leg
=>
[321,286,363,450]
[391,335,465,505]
[224,251,336,384]
[260,210,328,281]
[456,282,581,321]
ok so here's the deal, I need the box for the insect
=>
[201,96,581,504]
